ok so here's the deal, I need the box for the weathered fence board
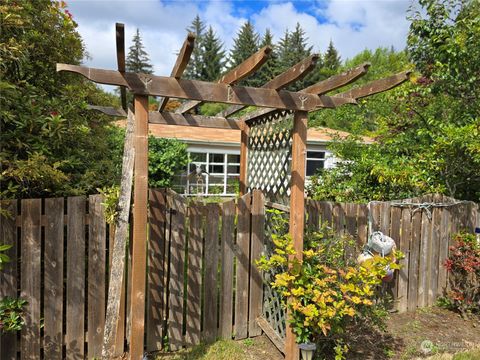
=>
[88,195,106,359]
[185,203,202,346]
[235,192,251,340]
[66,196,86,359]
[44,198,64,360]
[21,198,41,360]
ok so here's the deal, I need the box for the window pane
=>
[190,152,206,162]
[189,163,206,173]
[209,164,224,174]
[227,176,239,194]
[307,151,325,159]
[208,175,224,184]
[208,185,224,195]
[306,160,324,176]
[228,154,240,163]
[227,165,240,174]
[209,153,225,163]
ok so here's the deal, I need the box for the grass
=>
[423,349,480,360]
[155,340,246,360]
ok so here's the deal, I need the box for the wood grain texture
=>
[219,200,236,339]
[335,71,411,99]
[44,198,64,360]
[130,95,149,360]
[149,112,241,130]
[158,33,195,112]
[256,317,285,354]
[437,208,451,298]
[219,54,319,117]
[147,189,167,351]
[249,190,265,337]
[88,195,107,359]
[116,22,127,111]
[167,192,187,350]
[397,205,411,313]
[357,204,368,246]
[185,202,202,346]
[203,203,220,343]
[417,210,432,308]
[285,111,308,360]
[428,207,441,305]
[56,64,355,111]
[408,210,422,311]
[66,196,86,359]
[239,122,249,196]
[302,62,370,95]
[178,46,272,113]
[102,109,135,359]
[0,200,17,360]
[235,192,251,339]
[20,199,42,360]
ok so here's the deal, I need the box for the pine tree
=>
[126,28,153,74]
[228,21,259,85]
[184,15,206,80]
[255,29,278,86]
[324,40,341,71]
[276,29,292,73]
[201,26,226,81]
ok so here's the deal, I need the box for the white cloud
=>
[66,0,413,87]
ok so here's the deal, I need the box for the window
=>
[306,151,325,176]
[185,151,240,196]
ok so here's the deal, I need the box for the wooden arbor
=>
[57,23,410,360]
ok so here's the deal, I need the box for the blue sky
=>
[66,0,414,88]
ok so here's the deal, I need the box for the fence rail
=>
[0,192,478,359]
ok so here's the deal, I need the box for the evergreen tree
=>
[255,29,278,86]
[184,15,206,80]
[126,28,153,74]
[276,29,292,73]
[201,26,226,81]
[324,40,341,71]
[228,21,259,85]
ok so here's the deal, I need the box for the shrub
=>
[442,233,479,317]
[0,297,27,333]
[257,214,401,358]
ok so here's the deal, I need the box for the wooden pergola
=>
[57,23,410,360]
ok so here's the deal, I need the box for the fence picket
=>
[220,200,236,340]
[185,202,203,346]
[249,190,265,337]
[418,209,431,308]
[204,203,220,343]
[437,208,451,299]
[0,200,18,360]
[408,210,422,311]
[428,207,441,306]
[147,189,167,351]
[44,198,64,360]
[357,204,368,246]
[235,192,251,339]
[66,196,86,359]
[88,195,107,358]
[21,199,42,360]
[167,192,187,350]
[397,206,411,312]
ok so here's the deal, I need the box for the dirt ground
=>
[150,307,480,360]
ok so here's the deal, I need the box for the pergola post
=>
[130,95,149,360]
[239,121,249,196]
[285,110,308,360]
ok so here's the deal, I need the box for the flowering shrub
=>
[257,215,402,358]
[442,233,479,317]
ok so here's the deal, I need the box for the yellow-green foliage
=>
[257,215,402,358]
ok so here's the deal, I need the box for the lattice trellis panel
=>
[247,110,293,205]
[262,207,289,341]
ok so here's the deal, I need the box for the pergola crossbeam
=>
[116,23,127,111]
[334,70,411,99]
[149,112,241,129]
[176,46,272,114]
[158,33,195,112]
[218,54,320,118]
[57,64,355,111]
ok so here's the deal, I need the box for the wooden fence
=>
[0,189,266,359]
[0,192,478,359]
[306,194,479,313]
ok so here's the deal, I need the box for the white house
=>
[147,123,372,196]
